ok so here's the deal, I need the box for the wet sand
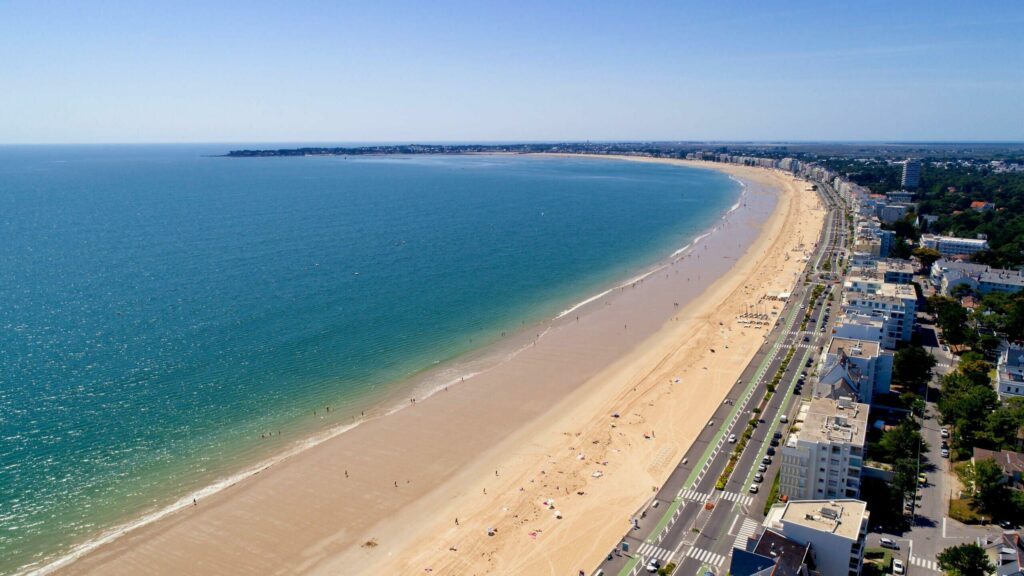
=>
[46,157,824,575]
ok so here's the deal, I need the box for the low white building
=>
[764,498,870,576]
[920,234,989,257]
[930,259,1024,296]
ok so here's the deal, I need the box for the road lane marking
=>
[910,555,939,572]
[733,518,759,551]
[636,542,674,562]
[686,546,725,567]
[678,489,710,502]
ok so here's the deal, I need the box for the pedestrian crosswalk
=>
[719,491,754,506]
[733,518,759,551]
[686,546,726,567]
[678,488,709,502]
[677,489,752,506]
[910,555,939,572]
[636,542,673,562]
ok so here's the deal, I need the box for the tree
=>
[913,247,942,271]
[982,398,1024,449]
[893,345,937,390]
[937,543,995,576]
[928,295,974,350]
[972,458,1008,514]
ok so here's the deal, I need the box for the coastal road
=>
[595,177,843,576]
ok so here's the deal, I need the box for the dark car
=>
[767,447,776,456]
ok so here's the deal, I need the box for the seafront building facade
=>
[779,398,868,501]
[842,283,917,343]
[763,498,870,576]
[816,337,893,404]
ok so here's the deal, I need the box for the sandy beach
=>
[46,157,825,576]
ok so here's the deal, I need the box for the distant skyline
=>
[2,0,1022,144]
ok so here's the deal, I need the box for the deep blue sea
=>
[0,146,739,573]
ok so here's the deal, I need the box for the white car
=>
[728,434,737,443]
[941,428,950,439]
[780,415,789,423]
[646,558,661,573]
[941,448,950,458]
[893,558,906,575]
[749,484,759,494]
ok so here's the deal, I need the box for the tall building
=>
[763,499,870,576]
[901,159,921,188]
[843,282,917,343]
[779,398,868,501]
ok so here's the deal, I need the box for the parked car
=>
[728,434,737,444]
[754,473,764,483]
[893,558,906,575]
[762,456,772,465]
[918,474,927,486]
[780,415,788,423]
[766,447,776,456]
[646,558,661,573]
[749,484,759,494]
[941,428,950,439]
[758,463,768,472]
[770,438,779,447]
[941,448,950,458]
[880,538,899,550]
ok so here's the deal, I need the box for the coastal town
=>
[591,152,1024,576]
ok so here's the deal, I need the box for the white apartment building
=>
[764,498,870,576]
[843,284,917,343]
[997,345,1024,402]
[831,311,891,348]
[816,337,894,403]
[779,398,868,502]
[920,233,989,257]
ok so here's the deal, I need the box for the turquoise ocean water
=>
[0,146,739,573]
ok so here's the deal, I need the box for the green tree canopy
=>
[937,542,996,576]
[893,345,937,389]
[913,247,942,270]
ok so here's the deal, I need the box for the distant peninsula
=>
[224,141,1024,160]
[224,143,659,157]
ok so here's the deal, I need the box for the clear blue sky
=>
[2,0,1022,143]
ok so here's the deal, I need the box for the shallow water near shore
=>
[0,147,740,573]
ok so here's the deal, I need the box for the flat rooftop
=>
[795,397,868,446]
[777,499,868,541]
[828,336,881,359]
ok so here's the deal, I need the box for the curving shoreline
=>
[42,157,820,576]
